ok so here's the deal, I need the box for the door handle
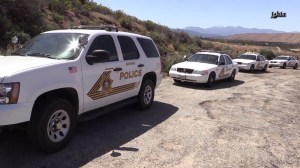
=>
[113,67,122,71]
[138,64,144,67]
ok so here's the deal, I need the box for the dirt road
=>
[0,68,299,168]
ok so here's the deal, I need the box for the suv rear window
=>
[137,38,160,58]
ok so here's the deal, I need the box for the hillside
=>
[224,33,300,44]
[0,0,299,72]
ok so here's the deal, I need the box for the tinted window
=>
[137,38,160,58]
[118,36,139,60]
[219,55,225,64]
[260,56,266,61]
[291,57,295,60]
[238,54,257,60]
[224,55,233,64]
[87,35,118,61]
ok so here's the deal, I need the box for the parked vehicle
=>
[232,52,269,72]
[169,51,239,87]
[269,56,299,69]
[0,25,162,152]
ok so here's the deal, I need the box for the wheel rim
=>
[143,85,153,104]
[47,110,70,143]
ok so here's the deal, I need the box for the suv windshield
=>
[13,33,88,60]
[274,56,288,60]
[187,54,218,64]
[238,54,257,60]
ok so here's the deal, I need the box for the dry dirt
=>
[0,67,299,168]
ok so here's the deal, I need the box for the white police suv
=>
[0,25,162,152]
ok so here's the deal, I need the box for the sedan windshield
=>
[187,54,218,64]
[13,33,88,60]
[274,56,288,60]
[238,54,257,60]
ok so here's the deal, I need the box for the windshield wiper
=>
[27,53,56,59]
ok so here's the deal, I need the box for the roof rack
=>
[71,25,118,32]
[200,50,229,55]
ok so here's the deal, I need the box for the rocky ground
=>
[0,67,299,168]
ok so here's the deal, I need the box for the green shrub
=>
[260,49,275,60]
[52,13,64,24]
[120,17,133,30]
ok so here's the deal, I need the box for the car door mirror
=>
[86,50,110,65]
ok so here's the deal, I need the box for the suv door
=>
[81,34,124,112]
[117,35,144,98]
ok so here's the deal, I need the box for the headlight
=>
[193,70,208,75]
[170,67,177,71]
[0,82,20,104]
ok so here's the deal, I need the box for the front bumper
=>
[237,64,251,70]
[269,62,283,67]
[0,102,32,126]
[169,71,209,83]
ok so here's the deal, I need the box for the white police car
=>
[232,52,269,72]
[269,56,299,69]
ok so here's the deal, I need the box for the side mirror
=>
[183,55,188,61]
[86,50,110,65]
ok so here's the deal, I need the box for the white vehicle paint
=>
[269,56,299,69]
[169,51,239,87]
[0,26,162,152]
[232,52,269,72]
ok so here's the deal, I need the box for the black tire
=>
[206,72,215,88]
[250,65,255,73]
[262,64,268,72]
[173,79,182,84]
[281,63,287,69]
[293,63,298,69]
[138,79,155,110]
[28,98,76,153]
[228,70,236,82]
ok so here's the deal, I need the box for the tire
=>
[173,79,182,84]
[281,63,287,69]
[228,70,236,82]
[293,63,298,69]
[206,72,215,88]
[250,65,255,73]
[138,79,155,110]
[28,98,76,153]
[262,64,268,72]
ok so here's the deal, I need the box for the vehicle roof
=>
[242,52,260,55]
[196,51,224,56]
[277,55,290,57]
[42,29,151,39]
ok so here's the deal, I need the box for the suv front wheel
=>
[28,98,76,153]
[138,79,155,110]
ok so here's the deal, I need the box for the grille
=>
[270,61,277,63]
[237,62,242,65]
[177,68,194,74]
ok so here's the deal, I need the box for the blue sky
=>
[95,0,299,32]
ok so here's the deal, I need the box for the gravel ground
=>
[0,67,299,168]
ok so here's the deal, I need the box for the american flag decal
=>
[68,66,77,73]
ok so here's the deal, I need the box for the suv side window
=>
[87,35,118,61]
[118,36,140,60]
[224,55,233,64]
[256,56,260,61]
[260,56,266,61]
[137,38,160,58]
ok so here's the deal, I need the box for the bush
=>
[120,17,133,30]
[260,49,275,60]
[52,13,64,24]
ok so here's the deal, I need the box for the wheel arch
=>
[30,88,79,120]
[142,72,157,87]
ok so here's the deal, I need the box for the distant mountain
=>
[224,33,300,44]
[174,29,221,38]
[183,26,286,37]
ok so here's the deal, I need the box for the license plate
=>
[178,75,186,79]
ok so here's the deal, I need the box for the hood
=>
[232,59,256,64]
[173,62,217,71]
[0,56,63,81]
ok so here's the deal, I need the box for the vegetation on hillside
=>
[0,0,299,72]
